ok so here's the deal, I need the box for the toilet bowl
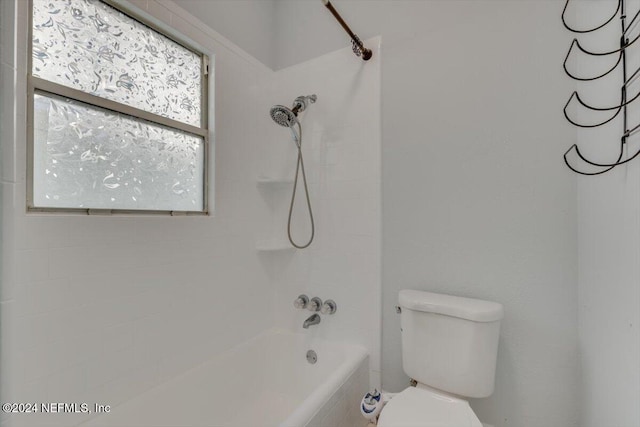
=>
[377,290,503,426]
[377,384,482,427]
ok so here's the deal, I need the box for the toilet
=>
[377,290,504,427]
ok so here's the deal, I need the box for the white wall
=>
[176,0,277,69]
[265,38,382,388]
[0,1,11,426]
[273,0,376,71]
[572,1,640,426]
[273,1,579,427]
[0,1,276,426]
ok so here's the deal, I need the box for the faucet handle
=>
[321,299,337,315]
[294,294,309,309]
[308,297,323,312]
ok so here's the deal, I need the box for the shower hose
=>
[287,122,315,249]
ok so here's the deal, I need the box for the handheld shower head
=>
[268,94,318,249]
[270,105,297,128]
[269,94,317,128]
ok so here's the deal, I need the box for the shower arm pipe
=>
[322,0,372,61]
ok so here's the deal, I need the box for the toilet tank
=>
[399,290,503,398]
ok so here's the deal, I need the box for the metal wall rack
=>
[563,0,640,175]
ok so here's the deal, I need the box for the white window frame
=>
[26,0,210,215]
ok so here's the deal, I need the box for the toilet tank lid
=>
[399,290,504,322]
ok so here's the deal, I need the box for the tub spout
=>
[303,314,321,329]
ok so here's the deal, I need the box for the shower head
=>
[270,105,298,128]
[270,94,317,128]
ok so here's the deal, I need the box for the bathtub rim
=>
[78,328,369,427]
[277,329,368,427]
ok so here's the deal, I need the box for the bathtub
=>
[81,329,369,427]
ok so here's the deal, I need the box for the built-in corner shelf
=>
[255,240,295,252]
[256,176,294,188]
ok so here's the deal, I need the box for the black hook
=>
[562,0,621,33]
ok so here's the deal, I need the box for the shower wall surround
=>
[264,39,382,388]
[0,1,276,426]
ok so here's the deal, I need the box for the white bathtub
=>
[81,329,369,427]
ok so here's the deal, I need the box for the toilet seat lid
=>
[377,386,483,427]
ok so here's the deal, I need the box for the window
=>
[28,0,209,213]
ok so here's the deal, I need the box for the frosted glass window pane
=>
[32,0,202,127]
[33,92,204,211]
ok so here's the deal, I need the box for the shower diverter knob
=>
[308,297,323,312]
[321,300,337,315]
[294,295,309,309]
